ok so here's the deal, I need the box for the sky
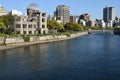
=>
[0,0,120,20]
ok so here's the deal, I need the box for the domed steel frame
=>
[27,3,39,9]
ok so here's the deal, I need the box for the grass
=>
[0,31,83,38]
[0,34,6,37]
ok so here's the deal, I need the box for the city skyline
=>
[0,0,120,20]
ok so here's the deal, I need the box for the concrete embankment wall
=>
[1,32,88,45]
[6,37,24,44]
[0,37,24,45]
[0,37,4,45]
[29,32,88,42]
[30,35,67,42]
[0,35,66,45]
[0,31,88,50]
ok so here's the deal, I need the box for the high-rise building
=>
[56,5,70,24]
[103,7,115,22]
[70,15,78,23]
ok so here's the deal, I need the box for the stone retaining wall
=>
[0,37,4,45]
[30,35,67,41]
[0,32,88,50]
[6,37,24,44]
[0,31,88,45]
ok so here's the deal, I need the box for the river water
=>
[0,32,120,80]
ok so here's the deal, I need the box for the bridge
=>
[88,29,113,34]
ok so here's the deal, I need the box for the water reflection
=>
[0,51,7,68]
[0,32,120,80]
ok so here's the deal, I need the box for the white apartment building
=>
[0,6,7,16]
[98,20,106,28]
[10,9,22,16]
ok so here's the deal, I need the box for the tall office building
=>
[56,5,70,24]
[103,7,115,22]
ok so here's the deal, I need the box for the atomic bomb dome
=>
[27,3,39,10]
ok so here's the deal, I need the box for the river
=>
[0,31,120,80]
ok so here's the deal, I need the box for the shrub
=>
[23,36,30,42]
[63,32,71,37]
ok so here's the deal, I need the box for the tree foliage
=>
[0,22,6,33]
[91,26,102,30]
[64,22,84,31]
[114,27,120,30]
[47,20,64,30]
[0,14,14,28]
[0,22,6,29]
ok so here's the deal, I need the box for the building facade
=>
[78,13,91,26]
[14,6,48,34]
[113,16,120,27]
[10,9,22,16]
[27,7,40,18]
[47,14,56,21]
[98,20,106,28]
[0,6,7,16]
[79,13,90,22]
[70,15,78,23]
[103,7,115,22]
[14,15,38,34]
[56,5,70,24]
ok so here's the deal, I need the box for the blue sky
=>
[1,0,120,20]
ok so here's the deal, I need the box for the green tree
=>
[47,20,64,31]
[0,14,14,28]
[91,26,102,30]
[64,22,84,31]
[0,22,6,33]
[0,14,14,34]
[73,23,84,31]
[0,22,6,29]
[64,23,73,30]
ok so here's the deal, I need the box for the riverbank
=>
[0,31,88,51]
